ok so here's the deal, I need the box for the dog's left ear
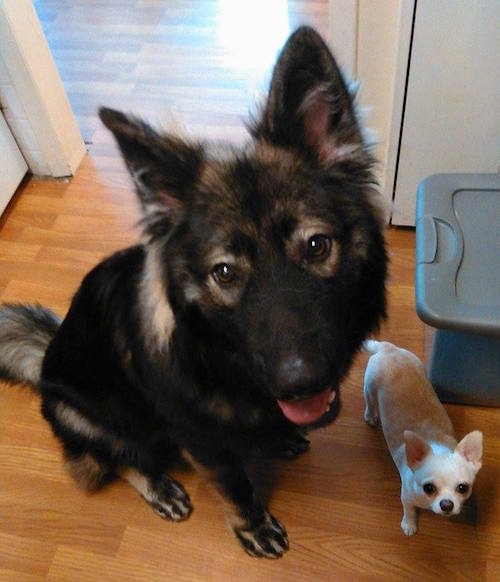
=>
[404,430,432,470]
[455,430,483,471]
[253,26,366,165]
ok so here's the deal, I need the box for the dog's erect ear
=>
[253,26,365,164]
[404,430,432,470]
[455,431,483,471]
[99,107,203,213]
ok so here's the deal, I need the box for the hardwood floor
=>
[1,1,499,580]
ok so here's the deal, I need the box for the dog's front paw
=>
[401,516,418,536]
[146,477,193,521]
[234,512,289,558]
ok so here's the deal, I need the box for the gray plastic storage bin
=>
[415,173,500,406]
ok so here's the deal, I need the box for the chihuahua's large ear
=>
[253,26,366,165]
[455,431,483,471]
[404,431,432,470]
[99,108,203,233]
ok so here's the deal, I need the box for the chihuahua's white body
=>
[363,340,482,535]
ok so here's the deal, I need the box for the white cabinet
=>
[392,0,500,225]
[0,112,27,216]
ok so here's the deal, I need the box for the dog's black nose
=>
[440,499,454,514]
[276,354,321,396]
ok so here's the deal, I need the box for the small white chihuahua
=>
[363,339,483,536]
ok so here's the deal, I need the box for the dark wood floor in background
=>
[0,1,499,580]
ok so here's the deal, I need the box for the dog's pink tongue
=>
[277,388,332,425]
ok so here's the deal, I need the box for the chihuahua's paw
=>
[401,517,418,536]
[234,512,289,558]
[364,408,379,427]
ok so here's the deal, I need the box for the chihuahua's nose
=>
[440,499,454,514]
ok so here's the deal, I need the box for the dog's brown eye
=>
[212,263,236,285]
[305,235,331,261]
[423,483,436,495]
[457,483,469,495]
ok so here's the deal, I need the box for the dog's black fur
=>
[0,28,387,557]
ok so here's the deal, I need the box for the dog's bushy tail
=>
[0,304,61,388]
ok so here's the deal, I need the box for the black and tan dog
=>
[0,27,387,557]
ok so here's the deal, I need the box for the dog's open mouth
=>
[277,387,336,425]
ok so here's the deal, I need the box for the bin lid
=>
[415,173,500,336]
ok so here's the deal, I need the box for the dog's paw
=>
[401,517,418,536]
[234,512,289,558]
[146,477,193,521]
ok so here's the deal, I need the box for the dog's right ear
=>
[99,107,204,217]
[253,26,366,166]
[404,430,432,470]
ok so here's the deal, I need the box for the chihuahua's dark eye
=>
[304,235,331,262]
[457,483,470,495]
[423,483,436,495]
[212,263,236,286]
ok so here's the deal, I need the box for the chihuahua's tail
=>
[362,339,395,354]
[0,304,61,388]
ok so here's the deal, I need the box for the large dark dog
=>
[0,28,387,557]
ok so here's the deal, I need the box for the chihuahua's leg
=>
[401,500,418,536]
[363,382,379,427]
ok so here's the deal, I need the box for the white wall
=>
[0,112,27,215]
[328,0,357,76]
[330,1,415,220]
[0,0,85,177]
[357,1,414,218]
